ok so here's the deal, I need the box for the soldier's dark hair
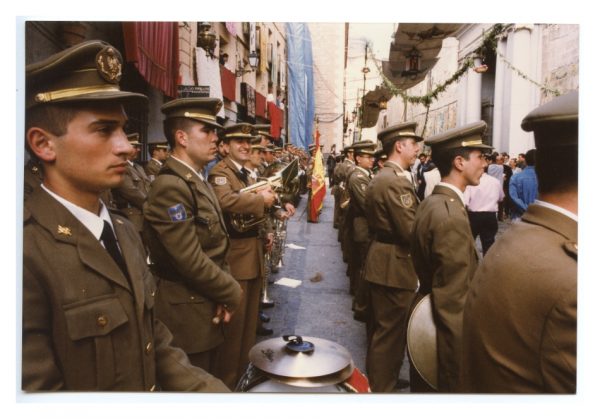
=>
[536,145,577,194]
[163,117,198,149]
[431,147,473,178]
[26,103,79,137]
[524,148,536,166]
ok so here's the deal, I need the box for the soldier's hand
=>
[260,187,276,208]
[214,304,234,324]
[284,202,296,217]
[265,233,274,252]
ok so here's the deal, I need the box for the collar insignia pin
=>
[57,225,72,236]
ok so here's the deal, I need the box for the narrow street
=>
[257,178,511,392]
[257,180,411,391]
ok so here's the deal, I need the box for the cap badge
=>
[241,125,252,134]
[96,47,122,84]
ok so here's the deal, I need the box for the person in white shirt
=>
[464,171,505,255]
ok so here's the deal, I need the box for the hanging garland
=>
[369,23,561,109]
[496,51,561,97]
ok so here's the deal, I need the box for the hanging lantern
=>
[402,47,422,79]
[197,22,217,57]
[248,51,259,70]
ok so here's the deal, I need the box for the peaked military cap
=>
[374,149,388,160]
[251,136,265,150]
[221,122,256,141]
[343,144,356,153]
[425,121,492,152]
[26,40,147,109]
[377,122,423,146]
[264,144,275,153]
[352,139,376,151]
[149,141,169,150]
[127,132,141,146]
[254,124,274,139]
[355,148,375,156]
[161,97,223,129]
[521,90,578,149]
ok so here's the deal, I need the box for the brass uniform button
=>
[145,342,153,355]
[190,296,195,300]
[97,315,108,328]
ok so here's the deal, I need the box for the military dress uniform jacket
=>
[22,187,227,391]
[112,162,152,232]
[209,157,266,280]
[24,160,43,201]
[363,161,419,289]
[347,167,372,243]
[410,184,479,392]
[143,157,242,354]
[461,204,577,393]
[144,158,162,180]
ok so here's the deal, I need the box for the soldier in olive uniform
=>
[24,157,43,201]
[409,121,491,393]
[111,133,152,235]
[143,98,243,374]
[23,40,227,391]
[346,146,375,322]
[334,145,354,244]
[208,123,277,389]
[461,91,578,393]
[362,123,422,392]
[144,142,169,180]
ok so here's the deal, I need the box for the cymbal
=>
[249,335,353,385]
[407,294,438,390]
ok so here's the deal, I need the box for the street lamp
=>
[197,22,217,57]
[235,51,259,77]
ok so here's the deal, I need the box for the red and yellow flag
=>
[308,128,326,222]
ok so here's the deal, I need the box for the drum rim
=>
[407,294,439,390]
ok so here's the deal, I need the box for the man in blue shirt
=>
[508,148,538,219]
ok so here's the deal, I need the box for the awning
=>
[122,22,179,98]
[220,65,236,101]
[256,91,266,118]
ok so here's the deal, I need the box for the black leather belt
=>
[374,231,398,244]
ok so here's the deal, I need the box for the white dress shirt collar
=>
[171,155,205,181]
[438,182,466,206]
[41,184,113,240]
[534,199,578,222]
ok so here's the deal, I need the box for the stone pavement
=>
[257,180,512,392]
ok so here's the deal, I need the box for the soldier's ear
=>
[26,127,57,163]
[174,129,188,147]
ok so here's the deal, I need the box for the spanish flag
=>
[308,129,326,222]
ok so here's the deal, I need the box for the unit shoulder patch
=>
[167,203,187,222]
[213,176,227,186]
[400,193,413,208]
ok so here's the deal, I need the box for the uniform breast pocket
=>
[63,295,129,389]
[157,280,214,329]
[195,213,223,246]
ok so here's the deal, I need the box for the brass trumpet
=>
[230,175,282,233]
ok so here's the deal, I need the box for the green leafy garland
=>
[369,23,561,109]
